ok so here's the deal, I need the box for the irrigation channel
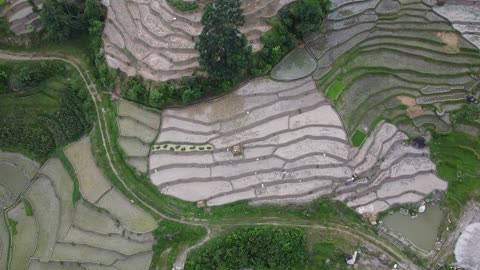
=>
[0,50,423,270]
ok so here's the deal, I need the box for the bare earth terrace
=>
[148,76,447,213]
[101,0,295,81]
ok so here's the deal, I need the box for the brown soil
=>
[437,32,460,54]
[298,39,305,48]
[397,96,425,118]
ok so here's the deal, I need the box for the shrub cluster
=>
[0,61,65,91]
[185,226,307,270]
[167,0,199,11]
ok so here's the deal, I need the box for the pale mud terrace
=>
[149,77,448,213]
[101,0,295,81]
[433,0,480,50]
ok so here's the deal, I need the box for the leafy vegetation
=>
[196,0,252,82]
[167,0,199,11]
[279,0,330,38]
[8,218,18,235]
[185,226,306,270]
[40,0,105,43]
[0,61,93,161]
[23,200,33,216]
[305,241,349,270]
[451,104,480,126]
[150,220,207,270]
[430,131,480,218]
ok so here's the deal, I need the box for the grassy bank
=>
[430,131,480,218]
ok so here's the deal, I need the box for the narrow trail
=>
[0,50,421,270]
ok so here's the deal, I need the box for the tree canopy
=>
[185,226,306,270]
[40,0,105,42]
[195,0,252,82]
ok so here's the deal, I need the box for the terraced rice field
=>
[149,76,447,213]
[65,135,156,232]
[102,0,295,81]
[0,0,43,35]
[65,136,113,203]
[309,0,480,138]
[117,100,161,173]
[7,202,36,270]
[4,156,156,270]
[0,152,39,270]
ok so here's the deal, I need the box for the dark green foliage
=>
[280,0,330,38]
[127,77,210,107]
[11,61,65,89]
[40,0,82,42]
[82,0,105,24]
[0,16,10,36]
[181,86,201,104]
[195,0,252,82]
[122,76,148,103]
[27,0,40,12]
[0,61,93,161]
[250,16,297,76]
[40,0,105,42]
[185,226,307,270]
[167,0,199,11]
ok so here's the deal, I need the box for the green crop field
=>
[0,61,93,161]
[351,130,367,147]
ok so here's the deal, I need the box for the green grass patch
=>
[166,0,198,11]
[0,0,5,6]
[326,80,344,100]
[23,199,33,216]
[185,226,306,270]
[351,130,367,147]
[305,241,349,270]
[150,220,207,270]
[430,132,480,218]
[8,218,18,235]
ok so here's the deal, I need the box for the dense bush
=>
[249,16,297,76]
[281,0,330,38]
[123,76,214,108]
[11,62,66,89]
[167,0,199,11]
[40,0,105,42]
[185,226,307,270]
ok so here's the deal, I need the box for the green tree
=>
[40,0,77,42]
[82,0,105,24]
[195,0,252,82]
[281,0,330,38]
